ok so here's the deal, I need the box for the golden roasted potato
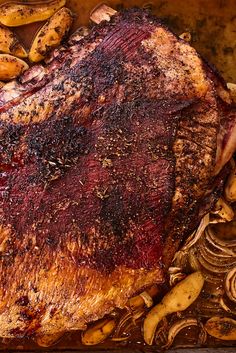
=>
[0,25,27,58]
[0,54,28,81]
[143,271,205,345]
[225,166,236,202]
[81,319,116,345]
[205,317,236,340]
[29,7,73,63]
[0,0,66,27]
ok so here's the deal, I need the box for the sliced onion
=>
[181,214,210,251]
[168,267,183,274]
[161,318,206,349]
[188,249,201,271]
[198,247,235,273]
[219,297,236,315]
[225,267,236,303]
[139,291,153,308]
[169,272,186,287]
[206,227,236,249]
[200,239,234,260]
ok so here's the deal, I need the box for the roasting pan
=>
[0,0,235,352]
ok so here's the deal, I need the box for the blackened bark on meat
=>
[0,7,235,339]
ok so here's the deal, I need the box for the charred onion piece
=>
[29,7,73,63]
[81,318,116,345]
[0,25,27,58]
[90,4,117,24]
[168,268,186,287]
[128,285,158,310]
[227,82,236,103]
[0,54,28,81]
[205,226,236,252]
[219,297,236,315]
[143,272,204,345]
[205,317,236,340]
[0,0,66,27]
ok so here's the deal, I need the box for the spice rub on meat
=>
[0,7,236,341]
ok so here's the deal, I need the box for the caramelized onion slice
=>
[162,318,199,349]
[128,285,158,310]
[90,4,117,24]
[181,214,210,251]
[225,267,236,303]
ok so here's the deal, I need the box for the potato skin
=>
[0,0,66,27]
[29,7,73,63]
[0,25,27,58]
[0,54,28,81]
[143,271,205,345]
[81,319,116,345]
[205,317,236,340]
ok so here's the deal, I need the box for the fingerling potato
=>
[143,271,204,345]
[0,0,66,27]
[0,54,28,81]
[81,319,116,345]
[0,25,27,58]
[29,7,73,63]
[205,317,236,340]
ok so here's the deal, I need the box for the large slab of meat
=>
[0,7,235,341]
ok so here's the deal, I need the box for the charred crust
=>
[15,296,29,307]
[27,116,89,184]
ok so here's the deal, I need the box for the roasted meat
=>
[0,7,236,341]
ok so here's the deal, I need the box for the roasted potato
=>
[0,54,28,81]
[143,271,205,345]
[205,317,236,340]
[29,7,73,63]
[81,319,116,345]
[0,25,27,58]
[0,0,66,27]
[225,166,236,202]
